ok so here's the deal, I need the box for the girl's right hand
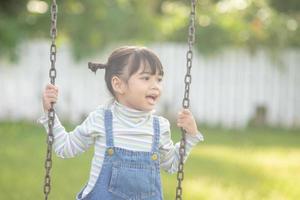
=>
[42,83,59,113]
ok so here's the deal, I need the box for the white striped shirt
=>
[38,100,204,197]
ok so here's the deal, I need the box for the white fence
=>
[0,40,299,128]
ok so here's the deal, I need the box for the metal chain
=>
[175,0,196,199]
[44,0,58,199]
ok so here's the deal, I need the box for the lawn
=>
[0,121,299,200]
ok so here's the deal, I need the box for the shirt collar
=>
[111,100,154,127]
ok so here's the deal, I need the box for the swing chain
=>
[44,0,57,199]
[175,0,196,200]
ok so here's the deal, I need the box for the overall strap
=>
[104,109,114,147]
[151,116,160,153]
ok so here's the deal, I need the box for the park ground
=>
[0,121,299,200]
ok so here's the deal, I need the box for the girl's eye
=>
[141,76,150,80]
[158,77,163,82]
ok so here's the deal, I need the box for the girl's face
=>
[117,64,163,111]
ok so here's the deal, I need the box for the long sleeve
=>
[159,117,204,173]
[37,106,105,158]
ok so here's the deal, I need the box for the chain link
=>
[44,0,57,199]
[175,0,196,199]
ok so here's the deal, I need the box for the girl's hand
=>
[42,83,59,113]
[177,109,199,136]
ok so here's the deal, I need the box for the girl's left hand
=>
[177,109,199,136]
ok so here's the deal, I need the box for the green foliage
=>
[0,0,299,60]
[0,121,300,199]
[270,0,300,14]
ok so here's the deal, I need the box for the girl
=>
[39,46,204,200]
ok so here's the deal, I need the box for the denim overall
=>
[76,109,163,200]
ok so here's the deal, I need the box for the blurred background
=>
[0,0,299,199]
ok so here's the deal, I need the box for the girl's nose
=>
[151,80,161,90]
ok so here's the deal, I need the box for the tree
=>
[0,0,299,61]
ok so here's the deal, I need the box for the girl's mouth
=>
[146,95,157,105]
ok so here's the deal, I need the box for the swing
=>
[43,1,196,200]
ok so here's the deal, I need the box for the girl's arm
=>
[38,108,104,158]
[39,83,104,158]
[159,116,204,173]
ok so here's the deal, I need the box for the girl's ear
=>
[111,76,125,95]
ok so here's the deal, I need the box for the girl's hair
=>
[88,46,164,97]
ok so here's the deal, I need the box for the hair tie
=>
[88,62,107,73]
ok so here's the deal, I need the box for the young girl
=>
[39,46,204,200]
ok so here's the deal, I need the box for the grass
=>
[0,121,299,200]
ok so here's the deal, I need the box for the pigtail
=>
[88,62,107,73]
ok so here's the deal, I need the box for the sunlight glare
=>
[27,0,48,14]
